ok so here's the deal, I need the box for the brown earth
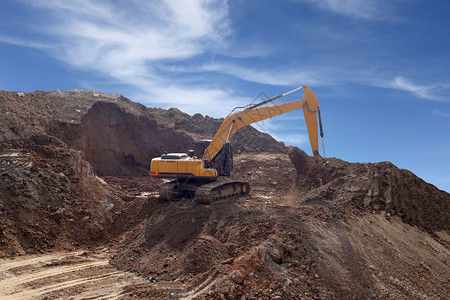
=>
[0,89,449,299]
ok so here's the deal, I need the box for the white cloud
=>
[432,109,450,118]
[435,176,450,184]
[44,0,229,65]
[0,34,55,49]
[138,84,247,117]
[200,62,324,87]
[355,75,449,102]
[270,132,309,147]
[388,76,449,102]
[300,0,398,20]
[253,114,310,149]
[218,41,275,59]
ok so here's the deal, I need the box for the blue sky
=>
[1,0,449,192]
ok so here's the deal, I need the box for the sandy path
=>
[0,249,149,300]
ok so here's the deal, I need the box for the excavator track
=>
[195,180,250,204]
[159,181,182,201]
[158,180,250,203]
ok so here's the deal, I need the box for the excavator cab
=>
[195,139,212,158]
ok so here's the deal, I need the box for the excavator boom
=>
[203,85,321,161]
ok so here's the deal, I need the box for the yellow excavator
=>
[150,85,324,203]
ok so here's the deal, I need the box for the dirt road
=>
[0,249,149,299]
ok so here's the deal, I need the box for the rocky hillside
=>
[1,90,286,176]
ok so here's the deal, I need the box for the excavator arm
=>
[203,85,323,161]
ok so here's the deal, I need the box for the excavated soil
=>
[0,89,449,299]
[110,153,449,299]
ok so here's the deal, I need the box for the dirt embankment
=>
[0,135,121,257]
[288,147,450,233]
[109,151,449,299]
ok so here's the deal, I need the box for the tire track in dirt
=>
[0,251,86,273]
[0,250,149,300]
[0,260,110,290]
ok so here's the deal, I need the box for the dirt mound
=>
[0,135,122,257]
[111,199,334,299]
[0,90,135,141]
[111,151,449,299]
[288,147,450,233]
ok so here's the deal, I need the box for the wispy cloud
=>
[299,0,399,20]
[254,117,306,134]
[271,132,309,147]
[253,114,309,150]
[386,76,449,102]
[432,109,450,118]
[137,84,248,117]
[199,62,324,87]
[44,0,229,66]
[435,176,450,184]
[0,34,55,49]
